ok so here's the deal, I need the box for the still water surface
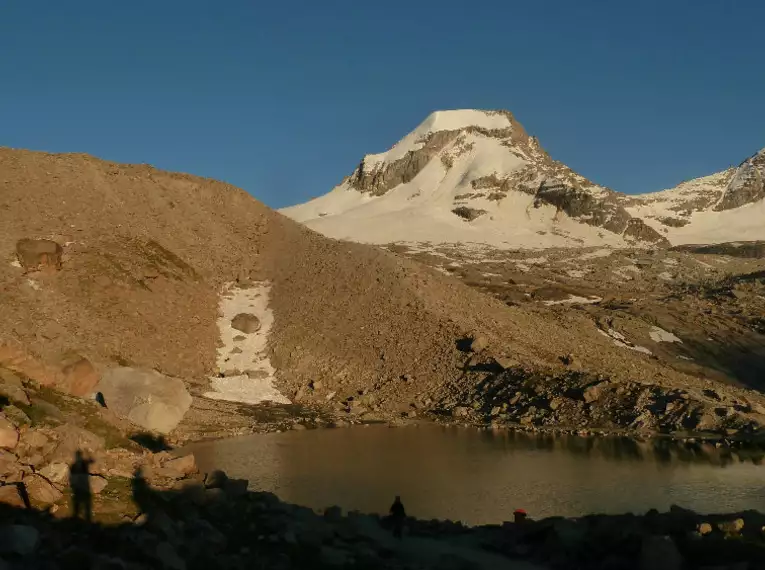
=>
[185,424,765,525]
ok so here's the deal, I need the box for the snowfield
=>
[204,283,290,405]
[281,109,765,250]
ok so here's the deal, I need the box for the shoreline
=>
[3,454,765,570]
[174,399,765,452]
[2,383,764,568]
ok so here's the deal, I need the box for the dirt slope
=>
[2,148,765,437]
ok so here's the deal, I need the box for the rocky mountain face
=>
[715,148,765,210]
[283,110,764,249]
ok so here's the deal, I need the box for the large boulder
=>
[96,367,192,434]
[15,239,63,272]
[54,353,100,397]
[0,344,98,397]
[0,342,59,390]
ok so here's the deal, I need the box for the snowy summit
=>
[282,109,765,249]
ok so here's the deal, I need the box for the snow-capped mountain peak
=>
[282,110,764,249]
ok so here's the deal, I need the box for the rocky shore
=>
[2,448,765,570]
[0,376,764,570]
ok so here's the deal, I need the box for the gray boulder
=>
[96,367,192,434]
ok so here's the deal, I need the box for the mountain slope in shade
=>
[282,110,764,249]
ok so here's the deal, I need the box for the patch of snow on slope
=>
[543,295,602,306]
[598,328,652,355]
[649,326,682,343]
[204,283,290,405]
[10,260,21,268]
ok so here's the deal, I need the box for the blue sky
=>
[1,0,763,208]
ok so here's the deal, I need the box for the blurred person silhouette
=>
[389,495,406,539]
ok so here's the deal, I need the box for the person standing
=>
[389,495,406,539]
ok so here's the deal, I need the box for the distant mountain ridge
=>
[282,109,765,249]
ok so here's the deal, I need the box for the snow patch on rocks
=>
[650,326,682,344]
[598,328,653,355]
[543,295,602,306]
[203,283,290,405]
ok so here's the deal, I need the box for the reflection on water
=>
[185,425,765,525]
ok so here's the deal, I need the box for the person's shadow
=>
[131,465,155,518]
[69,450,94,522]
